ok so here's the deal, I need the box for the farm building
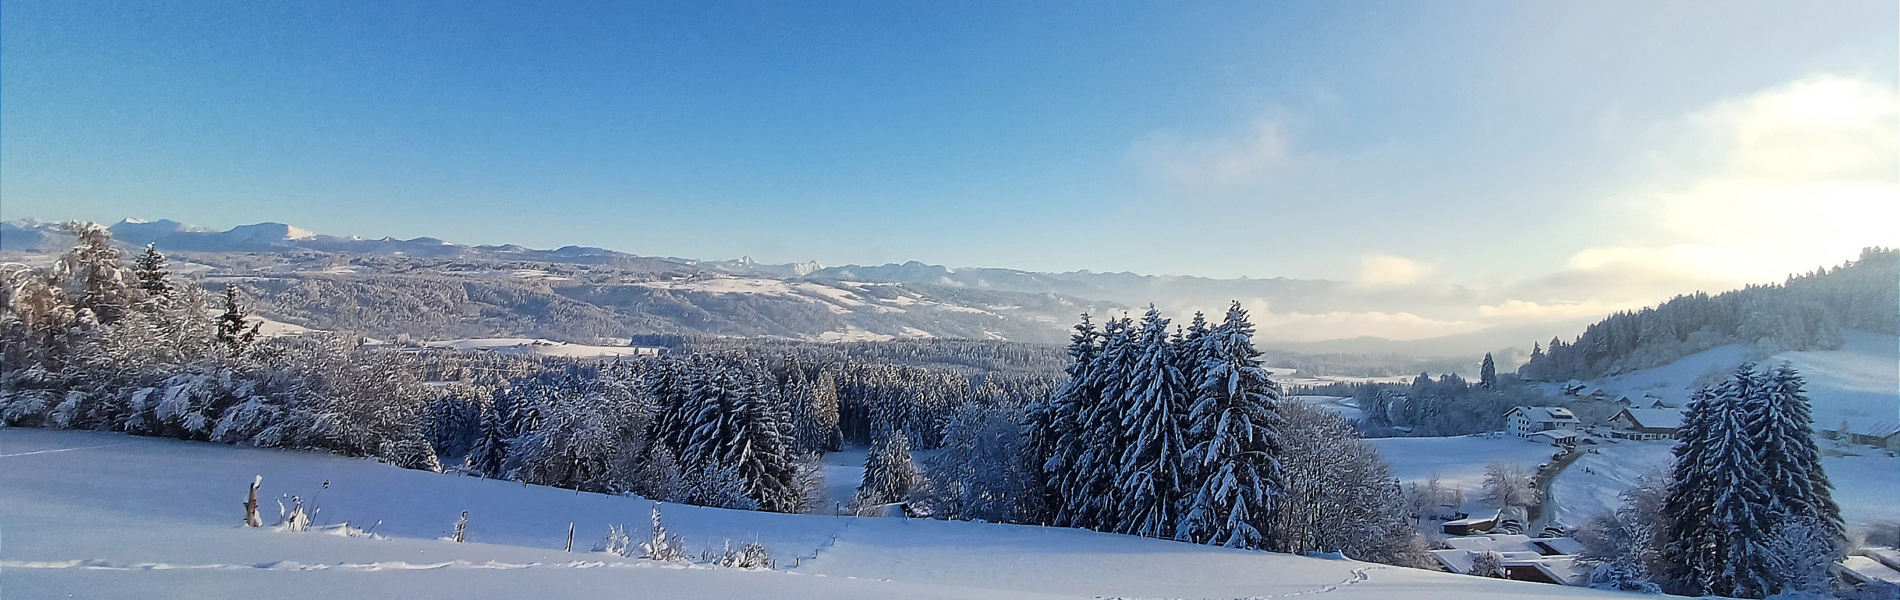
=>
[1821,420,1900,451]
[1609,408,1682,440]
[1505,406,1578,438]
[1441,510,1499,536]
[1430,534,1589,586]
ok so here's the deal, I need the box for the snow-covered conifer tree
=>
[1033,313,1099,526]
[54,221,137,325]
[1063,314,1135,530]
[727,367,799,512]
[215,284,260,359]
[1177,301,1285,549]
[1175,312,1212,389]
[1114,306,1190,538]
[1746,362,1843,548]
[469,387,522,477]
[855,429,921,512]
[1664,364,1778,598]
[682,361,740,470]
[1479,353,1497,389]
[131,244,171,299]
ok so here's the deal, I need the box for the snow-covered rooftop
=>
[1617,408,1683,430]
[1510,406,1578,423]
[1501,554,1590,586]
[1532,537,1585,555]
[1841,555,1900,586]
[1825,418,1900,439]
[1441,533,1541,554]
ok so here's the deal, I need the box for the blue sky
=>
[4,0,1896,302]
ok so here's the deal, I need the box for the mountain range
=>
[2,218,1594,359]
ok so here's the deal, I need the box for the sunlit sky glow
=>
[3,1,1896,341]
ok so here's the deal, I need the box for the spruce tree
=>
[1030,313,1099,525]
[1747,362,1843,547]
[469,388,521,477]
[1177,302,1285,549]
[1665,364,1779,598]
[682,361,740,471]
[1064,314,1135,530]
[215,283,260,358]
[1115,306,1190,538]
[647,356,695,456]
[1177,312,1211,387]
[1661,387,1718,587]
[1523,343,1544,380]
[1698,378,1777,598]
[856,429,920,509]
[1479,353,1498,389]
[727,367,799,512]
[132,243,171,300]
[791,369,841,453]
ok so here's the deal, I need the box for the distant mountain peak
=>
[226,222,316,241]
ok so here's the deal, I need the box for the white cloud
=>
[1132,116,1299,188]
[1568,74,1900,292]
[1120,75,1896,346]
[1476,299,1646,323]
[1239,299,1480,342]
[1356,254,1433,286]
[1689,75,1898,181]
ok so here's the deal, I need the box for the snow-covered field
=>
[1,428,1643,599]
[1574,330,1897,430]
[1292,395,1368,423]
[1544,440,1677,525]
[1545,437,1900,533]
[1539,330,1899,531]
[1370,434,1565,499]
[418,338,661,359]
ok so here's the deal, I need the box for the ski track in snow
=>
[1102,567,1378,600]
[0,441,135,458]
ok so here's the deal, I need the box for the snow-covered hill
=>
[1558,330,1897,442]
[1541,331,1899,532]
[1547,437,1899,534]
[1,216,1607,357]
[5,219,1122,345]
[1,428,1642,599]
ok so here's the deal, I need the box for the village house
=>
[1441,510,1499,536]
[1529,429,1580,447]
[1608,407,1682,440]
[1822,419,1900,451]
[1430,534,1589,586]
[1505,406,1579,438]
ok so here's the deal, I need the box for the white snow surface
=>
[1370,434,1564,501]
[0,428,1644,599]
[1577,330,1897,429]
[1546,437,1900,533]
[1293,395,1368,424]
[1545,440,1677,526]
[1539,330,1898,531]
[419,338,659,358]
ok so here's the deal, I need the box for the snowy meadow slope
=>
[1,428,1645,600]
[1541,331,1900,532]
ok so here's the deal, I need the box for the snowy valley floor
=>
[0,428,1651,599]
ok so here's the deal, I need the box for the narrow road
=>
[1527,446,1586,533]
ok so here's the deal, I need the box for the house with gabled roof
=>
[1609,407,1682,440]
[1505,406,1578,438]
[1822,419,1900,451]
